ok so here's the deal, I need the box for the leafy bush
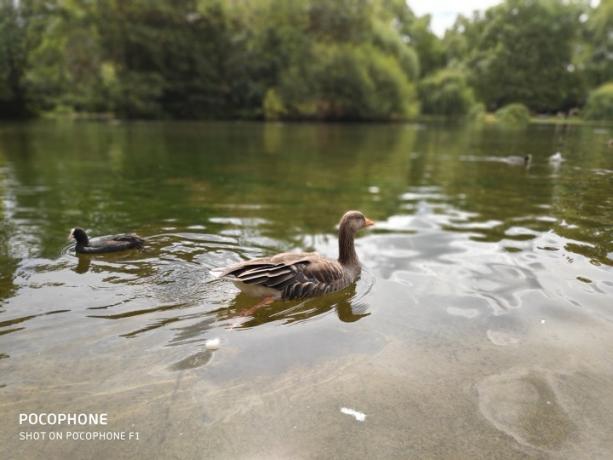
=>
[279,44,418,120]
[113,72,165,119]
[467,102,486,122]
[418,68,476,117]
[263,88,285,120]
[584,83,613,121]
[371,19,420,80]
[495,103,530,125]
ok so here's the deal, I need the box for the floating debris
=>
[340,407,366,422]
[205,338,221,350]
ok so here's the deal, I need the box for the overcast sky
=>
[412,0,603,36]
[409,0,501,36]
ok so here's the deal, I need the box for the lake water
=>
[0,121,612,459]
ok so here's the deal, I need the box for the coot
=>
[69,227,145,254]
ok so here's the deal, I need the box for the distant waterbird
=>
[549,152,564,164]
[69,227,145,254]
[212,211,375,306]
[502,154,531,167]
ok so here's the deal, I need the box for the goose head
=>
[339,210,375,235]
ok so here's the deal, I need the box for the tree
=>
[254,0,420,120]
[581,0,613,87]
[418,68,476,117]
[407,15,445,77]
[461,0,588,112]
[584,82,613,120]
[0,0,29,117]
[23,0,108,114]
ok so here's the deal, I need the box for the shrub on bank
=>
[263,89,286,120]
[584,83,613,121]
[418,69,476,117]
[279,44,418,120]
[495,103,530,125]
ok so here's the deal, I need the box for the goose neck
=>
[338,225,358,266]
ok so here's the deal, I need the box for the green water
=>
[0,121,612,459]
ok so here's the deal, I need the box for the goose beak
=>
[364,217,375,227]
[68,229,75,241]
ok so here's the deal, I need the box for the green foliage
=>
[418,69,476,117]
[407,15,446,77]
[0,0,29,117]
[279,43,417,120]
[252,0,420,120]
[371,19,420,80]
[263,88,285,120]
[113,72,165,118]
[584,83,613,120]
[467,102,486,122]
[582,0,613,87]
[0,0,609,120]
[0,0,423,120]
[495,103,531,125]
[449,0,588,113]
[24,2,107,113]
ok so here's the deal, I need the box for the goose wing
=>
[217,252,346,299]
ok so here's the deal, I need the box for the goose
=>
[213,210,374,304]
[69,227,145,254]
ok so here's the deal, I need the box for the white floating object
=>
[549,152,564,163]
[540,319,546,324]
[205,338,221,350]
[340,407,366,422]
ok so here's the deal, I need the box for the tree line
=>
[0,0,611,121]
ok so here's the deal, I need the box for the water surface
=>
[1,121,612,459]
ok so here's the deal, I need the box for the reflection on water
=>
[217,278,372,329]
[0,121,612,458]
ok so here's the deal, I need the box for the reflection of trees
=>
[404,123,612,265]
[547,125,613,265]
[0,119,610,311]
[168,122,420,245]
[374,123,553,248]
[0,143,25,303]
[0,122,419,260]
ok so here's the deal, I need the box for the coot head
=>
[69,227,89,246]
